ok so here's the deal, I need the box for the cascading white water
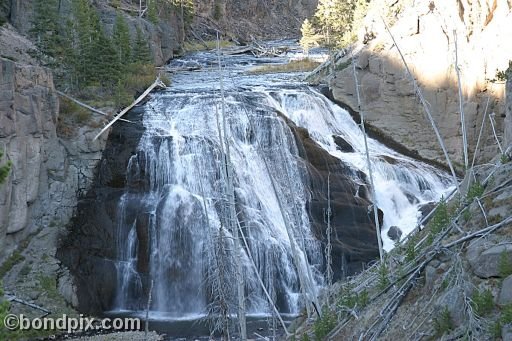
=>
[263,88,454,250]
[112,45,453,324]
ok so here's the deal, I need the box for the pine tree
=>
[0,0,9,26]
[314,0,357,47]
[132,26,152,64]
[113,13,132,64]
[30,0,61,58]
[147,0,159,24]
[0,149,11,185]
[300,19,319,56]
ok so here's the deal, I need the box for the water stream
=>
[109,42,454,338]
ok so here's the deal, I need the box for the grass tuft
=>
[248,58,321,74]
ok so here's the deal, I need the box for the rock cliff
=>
[506,72,512,150]
[193,0,318,41]
[320,0,512,170]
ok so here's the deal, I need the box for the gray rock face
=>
[467,238,512,278]
[194,0,318,40]
[499,275,512,306]
[0,28,108,263]
[506,77,512,150]
[327,0,512,168]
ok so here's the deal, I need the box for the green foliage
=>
[378,263,390,290]
[148,0,159,24]
[0,251,25,278]
[501,153,510,164]
[300,19,320,55]
[133,27,152,64]
[471,289,495,316]
[113,13,132,65]
[30,0,61,59]
[466,181,484,201]
[312,0,369,48]
[213,0,222,21]
[490,319,502,339]
[502,303,512,324]
[313,308,337,340]
[405,236,417,262]
[427,198,450,244]
[462,208,471,223]
[301,333,310,341]
[495,61,512,81]
[0,282,11,339]
[498,251,512,278]
[337,289,369,310]
[0,149,11,185]
[0,0,9,26]
[433,306,453,336]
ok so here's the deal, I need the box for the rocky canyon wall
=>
[0,27,109,261]
[323,0,512,170]
[193,0,318,41]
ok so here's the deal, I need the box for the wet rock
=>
[418,202,436,223]
[284,116,380,280]
[387,225,402,242]
[499,275,512,306]
[333,135,355,153]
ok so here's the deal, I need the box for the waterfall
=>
[110,47,453,324]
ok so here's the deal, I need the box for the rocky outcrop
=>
[506,74,512,150]
[193,0,318,41]
[283,116,381,280]
[56,108,146,314]
[325,0,512,169]
[0,28,108,260]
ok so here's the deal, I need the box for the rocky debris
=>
[325,0,512,169]
[499,275,512,306]
[467,239,512,278]
[387,225,402,242]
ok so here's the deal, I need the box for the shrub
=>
[498,251,512,278]
[471,289,495,316]
[313,308,337,340]
[433,306,453,336]
[378,263,390,290]
[467,181,484,201]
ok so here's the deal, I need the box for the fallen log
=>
[6,294,51,316]
[56,90,132,124]
[93,77,166,141]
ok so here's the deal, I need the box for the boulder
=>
[467,239,512,278]
[387,225,402,242]
[498,275,512,306]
